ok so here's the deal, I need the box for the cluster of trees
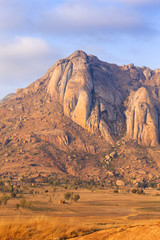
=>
[43,174,104,190]
[0,181,23,195]
[64,192,80,202]
[15,198,31,210]
[0,191,25,207]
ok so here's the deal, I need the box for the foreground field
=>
[72,221,160,240]
[0,217,96,240]
[1,188,160,239]
[0,217,160,240]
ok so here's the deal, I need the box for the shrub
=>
[0,181,4,186]
[0,194,9,205]
[29,189,34,194]
[131,188,144,194]
[19,198,32,209]
[15,204,20,210]
[11,192,17,198]
[131,188,137,194]
[18,194,24,198]
[20,198,26,208]
[48,197,52,203]
[8,185,14,193]
[149,182,157,188]
[136,189,144,195]
[113,189,119,193]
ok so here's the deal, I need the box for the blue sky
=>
[0,0,160,98]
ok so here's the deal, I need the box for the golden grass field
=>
[1,187,160,239]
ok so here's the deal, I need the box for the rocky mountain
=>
[47,50,160,147]
[0,50,160,187]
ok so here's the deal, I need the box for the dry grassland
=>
[0,216,96,240]
[1,188,160,239]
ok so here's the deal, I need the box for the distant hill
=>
[0,93,15,104]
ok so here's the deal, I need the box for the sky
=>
[0,0,160,98]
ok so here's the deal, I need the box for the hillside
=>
[0,50,160,187]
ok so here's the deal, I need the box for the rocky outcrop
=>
[2,138,11,146]
[143,68,152,80]
[125,87,159,146]
[47,50,125,145]
[47,50,160,147]
[37,129,69,147]
[48,51,93,128]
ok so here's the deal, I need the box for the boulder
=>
[37,129,69,147]
[155,69,160,74]
[143,68,152,80]
[116,180,125,186]
[3,138,11,146]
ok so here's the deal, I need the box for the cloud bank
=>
[0,0,156,36]
[40,1,144,35]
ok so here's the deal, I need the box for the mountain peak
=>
[68,50,88,59]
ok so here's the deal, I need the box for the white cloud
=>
[0,37,52,80]
[0,0,156,38]
[102,0,160,6]
[39,0,146,35]
[0,37,62,97]
[0,37,50,59]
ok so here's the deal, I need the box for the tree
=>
[15,204,20,210]
[64,192,72,200]
[71,193,80,202]
[11,192,17,198]
[131,188,137,194]
[29,189,34,194]
[1,194,9,205]
[20,198,26,208]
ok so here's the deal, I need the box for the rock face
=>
[47,51,94,131]
[47,50,125,145]
[125,87,159,146]
[47,50,160,147]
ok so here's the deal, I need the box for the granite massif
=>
[47,50,160,147]
[0,50,160,186]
